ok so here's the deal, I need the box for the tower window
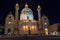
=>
[8,22,11,24]
[44,18,46,20]
[44,22,47,25]
[9,16,11,18]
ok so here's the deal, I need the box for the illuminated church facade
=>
[4,3,49,36]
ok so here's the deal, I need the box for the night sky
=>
[0,0,60,25]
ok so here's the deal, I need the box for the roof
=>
[21,8,33,13]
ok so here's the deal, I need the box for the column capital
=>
[37,5,41,11]
[15,3,19,10]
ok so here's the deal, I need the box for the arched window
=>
[8,29,11,33]
[27,16,29,19]
[57,25,60,32]
[9,16,11,18]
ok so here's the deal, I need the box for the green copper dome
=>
[20,7,34,20]
[22,8,33,13]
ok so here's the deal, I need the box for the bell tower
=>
[41,15,49,35]
[5,12,14,36]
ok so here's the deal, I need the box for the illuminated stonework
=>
[45,28,48,35]
[5,12,14,35]
[4,3,49,36]
[19,20,38,34]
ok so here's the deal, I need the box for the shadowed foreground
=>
[0,35,60,40]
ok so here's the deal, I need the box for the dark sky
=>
[0,0,60,25]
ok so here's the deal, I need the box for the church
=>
[4,3,49,36]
